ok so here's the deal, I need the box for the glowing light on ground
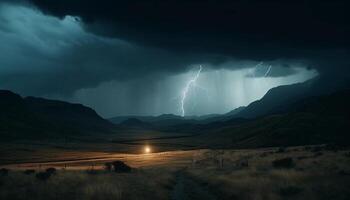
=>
[144,146,151,154]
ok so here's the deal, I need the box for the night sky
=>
[0,0,349,117]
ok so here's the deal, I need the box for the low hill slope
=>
[0,90,116,139]
[195,90,350,148]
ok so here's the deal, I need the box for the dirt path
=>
[1,150,197,170]
[171,171,217,200]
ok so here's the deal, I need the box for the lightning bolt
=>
[264,65,272,77]
[250,62,272,78]
[180,65,202,117]
[251,62,263,78]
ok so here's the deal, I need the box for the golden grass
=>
[0,168,176,200]
[186,147,350,200]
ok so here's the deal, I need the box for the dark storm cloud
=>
[28,0,350,60]
[1,0,349,100]
[0,2,231,96]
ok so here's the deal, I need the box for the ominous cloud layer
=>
[0,2,221,95]
[0,1,349,116]
[29,0,350,59]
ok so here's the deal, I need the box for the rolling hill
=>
[193,89,350,148]
[233,76,350,119]
[0,90,116,140]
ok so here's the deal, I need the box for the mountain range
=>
[1,76,349,147]
[110,76,350,129]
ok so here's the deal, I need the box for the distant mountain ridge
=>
[2,75,350,145]
[108,78,322,127]
[108,77,350,137]
[234,76,350,119]
[0,90,115,139]
[119,118,154,129]
[234,79,314,119]
[183,89,350,148]
[108,107,246,127]
[109,114,196,127]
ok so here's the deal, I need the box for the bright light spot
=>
[144,146,151,154]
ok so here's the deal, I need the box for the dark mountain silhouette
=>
[233,76,350,119]
[109,107,246,127]
[108,77,350,134]
[2,76,350,147]
[195,89,350,148]
[0,90,115,140]
[109,114,197,127]
[119,118,154,129]
[233,80,314,119]
[109,76,348,126]
[25,97,114,131]
[199,106,246,123]
[157,117,250,134]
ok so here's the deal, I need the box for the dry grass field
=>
[187,146,350,200]
[1,145,350,200]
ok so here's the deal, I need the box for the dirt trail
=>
[171,171,217,200]
[1,150,196,170]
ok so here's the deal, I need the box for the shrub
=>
[338,170,350,176]
[314,152,323,157]
[105,162,113,171]
[297,156,308,160]
[304,146,312,151]
[24,169,36,175]
[233,159,249,170]
[260,152,269,157]
[86,169,98,175]
[36,172,51,181]
[272,157,295,168]
[276,147,286,153]
[324,144,341,152]
[238,160,249,168]
[111,160,132,173]
[279,186,303,197]
[46,168,57,175]
[0,168,9,176]
[311,146,323,152]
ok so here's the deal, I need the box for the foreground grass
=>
[188,146,350,200]
[1,145,350,200]
[0,168,176,200]
[187,168,350,200]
